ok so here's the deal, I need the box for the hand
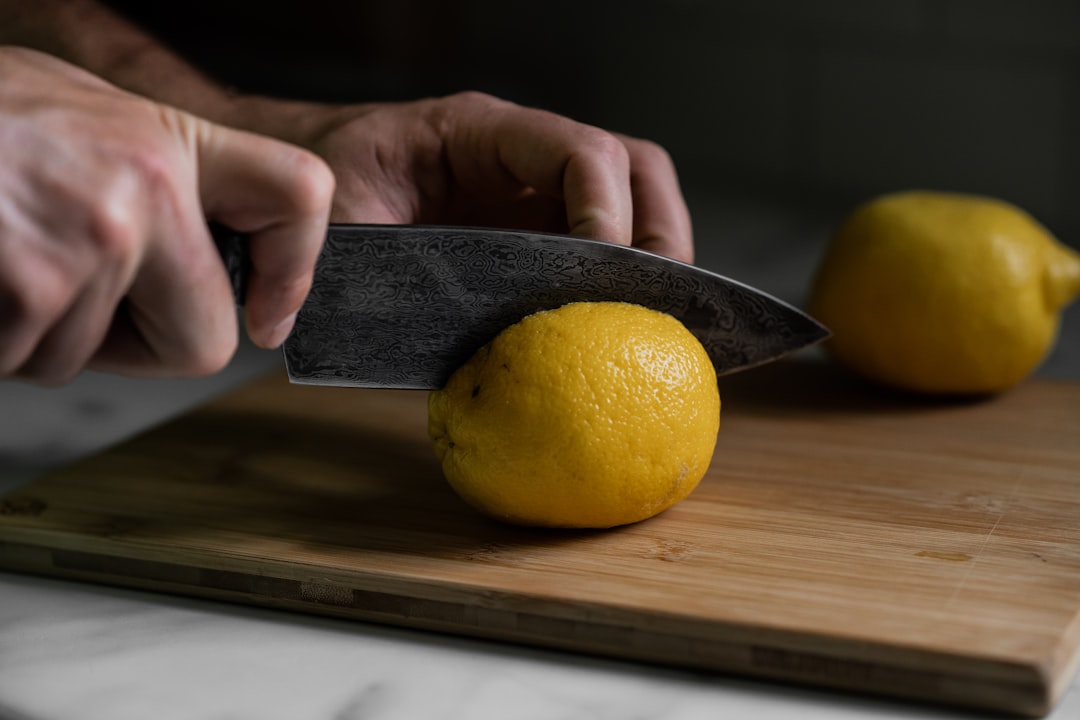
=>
[240,91,694,263]
[0,47,334,385]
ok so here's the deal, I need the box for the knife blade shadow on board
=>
[210,223,829,390]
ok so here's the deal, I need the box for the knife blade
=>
[213,224,828,389]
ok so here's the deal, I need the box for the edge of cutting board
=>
[0,534,1054,716]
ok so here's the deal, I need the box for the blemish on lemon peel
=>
[427,301,721,529]
[915,551,973,562]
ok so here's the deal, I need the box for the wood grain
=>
[1,358,1079,717]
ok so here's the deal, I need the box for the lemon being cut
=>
[808,190,1080,395]
[427,301,721,529]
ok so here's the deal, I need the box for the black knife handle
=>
[209,222,250,306]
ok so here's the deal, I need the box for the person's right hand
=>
[0,47,334,385]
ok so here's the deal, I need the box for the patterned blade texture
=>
[283,225,829,389]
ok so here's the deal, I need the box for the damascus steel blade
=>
[281,225,828,389]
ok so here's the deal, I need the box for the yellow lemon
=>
[808,190,1080,394]
[427,301,720,528]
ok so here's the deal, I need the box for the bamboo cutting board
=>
[1,359,1079,717]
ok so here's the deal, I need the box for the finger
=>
[197,121,335,348]
[88,298,175,377]
[17,274,125,385]
[0,249,80,379]
[445,94,634,246]
[92,219,240,377]
[617,135,695,263]
[17,191,147,383]
[558,130,633,245]
[90,114,240,377]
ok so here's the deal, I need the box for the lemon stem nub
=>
[1045,243,1080,311]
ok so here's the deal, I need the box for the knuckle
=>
[580,127,631,167]
[288,150,336,215]
[629,137,674,168]
[126,142,180,209]
[85,200,141,264]
[428,91,505,131]
[89,142,178,262]
[447,90,501,108]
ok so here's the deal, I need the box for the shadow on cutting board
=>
[66,396,605,561]
[717,356,996,418]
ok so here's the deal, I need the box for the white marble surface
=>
[2,192,1079,720]
[7,568,1078,720]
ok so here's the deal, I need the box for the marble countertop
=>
[2,192,1079,720]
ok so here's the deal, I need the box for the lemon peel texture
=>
[428,301,721,528]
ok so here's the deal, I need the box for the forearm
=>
[0,1,230,112]
[0,0,325,140]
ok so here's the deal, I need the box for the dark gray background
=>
[104,0,1080,248]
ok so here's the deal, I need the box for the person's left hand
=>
[237,91,694,263]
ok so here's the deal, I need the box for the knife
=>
[212,224,829,390]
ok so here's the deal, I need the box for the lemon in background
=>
[428,301,720,528]
[808,190,1080,395]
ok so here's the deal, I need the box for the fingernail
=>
[268,311,298,348]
